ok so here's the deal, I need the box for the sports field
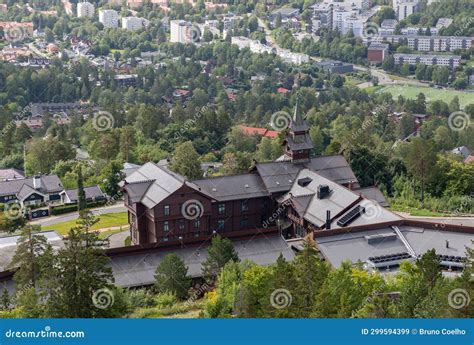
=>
[377,85,474,108]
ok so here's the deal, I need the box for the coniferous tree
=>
[202,235,240,282]
[154,253,191,300]
[77,164,87,213]
[0,288,11,311]
[8,225,51,290]
[101,160,125,198]
[294,241,329,317]
[45,212,115,318]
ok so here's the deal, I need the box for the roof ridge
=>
[126,179,156,185]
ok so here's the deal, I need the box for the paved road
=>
[30,204,127,227]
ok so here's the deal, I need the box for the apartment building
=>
[99,9,119,28]
[77,1,95,18]
[122,17,149,30]
[394,53,461,68]
[170,20,195,43]
[392,0,419,21]
[370,35,473,52]
[310,2,333,29]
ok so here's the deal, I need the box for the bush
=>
[126,289,156,310]
[154,292,177,309]
[50,199,108,216]
[0,308,24,318]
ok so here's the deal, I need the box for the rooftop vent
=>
[212,187,217,192]
[364,233,397,245]
[337,205,365,227]
[297,177,312,188]
[244,184,249,188]
[317,184,330,199]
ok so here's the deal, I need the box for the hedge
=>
[50,199,109,216]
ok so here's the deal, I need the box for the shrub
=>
[126,289,156,310]
[154,292,177,309]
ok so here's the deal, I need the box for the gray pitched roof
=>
[110,235,295,288]
[193,173,270,201]
[63,185,105,202]
[0,175,63,197]
[123,162,185,208]
[123,180,155,203]
[279,169,400,229]
[254,155,358,194]
[122,162,142,177]
[17,184,44,200]
[355,186,389,207]
[0,168,24,181]
[122,162,206,208]
[285,133,314,150]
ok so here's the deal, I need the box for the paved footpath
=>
[394,212,474,227]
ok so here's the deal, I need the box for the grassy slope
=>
[41,212,129,236]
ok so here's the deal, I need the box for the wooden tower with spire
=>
[283,104,314,163]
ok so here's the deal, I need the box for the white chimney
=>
[33,176,41,190]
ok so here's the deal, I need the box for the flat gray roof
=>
[315,225,473,269]
[110,235,295,288]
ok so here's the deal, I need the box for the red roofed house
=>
[277,87,290,94]
[239,126,279,138]
[172,89,191,98]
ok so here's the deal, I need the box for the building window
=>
[194,232,200,238]
[241,200,248,212]
[217,219,225,231]
[240,218,249,229]
[163,221,169,232]
[218,203,225,214]
[163,236,169,242]
[178,219,185,230]
[194,219,200,229]
[164,205,170,216]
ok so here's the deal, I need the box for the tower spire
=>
[283,104,314,164]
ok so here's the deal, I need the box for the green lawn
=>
[377,85,474,108]
[42,212,129,236]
